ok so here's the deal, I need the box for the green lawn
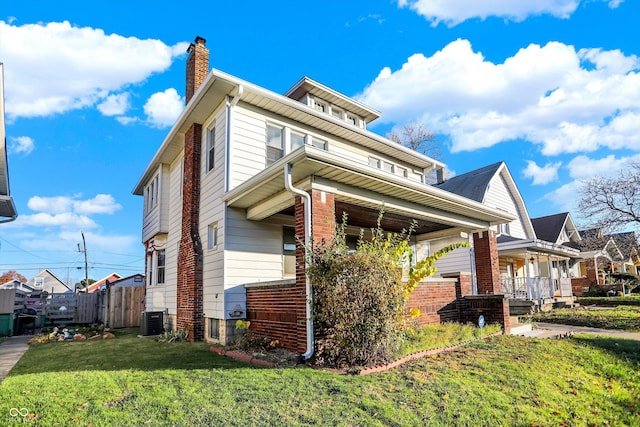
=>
[1,329,639,426]
[531,306,640,331]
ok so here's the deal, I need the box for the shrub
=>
[306,211,468,368]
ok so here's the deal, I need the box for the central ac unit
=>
[140,311,164,336]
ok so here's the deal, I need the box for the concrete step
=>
[509,323,533,336]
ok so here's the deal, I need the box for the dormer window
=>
[314,100,327,113]
[346,114,357,126]
[331,107,343,120]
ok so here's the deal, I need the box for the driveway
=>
[0,335,31,382]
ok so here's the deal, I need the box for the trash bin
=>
[0,313,14,336]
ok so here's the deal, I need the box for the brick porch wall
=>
[571,277,592,296]
[460,295,511,333]
[406,277,462,325]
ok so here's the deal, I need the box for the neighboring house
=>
[84,272,123,293]
[26,269,72,294]
[133,36,514,351]
[0,279,34,293]
[0,63,17,223]
[106,273,144,289]
[433,162,581,312]
[610,232,640,275]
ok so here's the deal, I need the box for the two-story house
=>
[133,37,514,354]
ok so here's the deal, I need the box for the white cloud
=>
[523,160,561,185]
[0,20,188,120]
[398,0,617,27]
[18,194,122,229]
[143,88,184,128]
[357,39,640,156]
[566,153,640,179]
[97,93,130,116]
[14,212,98,229]
[8,136,35,156]
[73,194,122,215]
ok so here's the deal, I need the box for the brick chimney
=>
[186,36,209,105]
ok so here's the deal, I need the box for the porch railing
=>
[500,277,573,300]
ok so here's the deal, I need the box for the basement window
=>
[208,318,220,340]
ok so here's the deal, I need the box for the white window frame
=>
[266,124,284,166]
[311,138,327,150]
[290,131,306,152]
[207,222,218,250]
[368,157,381,168]
[206,123,216,173]
[156,250,166,285]
[34,277,44,288]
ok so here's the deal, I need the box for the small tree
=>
[0,270,28,283]
[306,212,468,368]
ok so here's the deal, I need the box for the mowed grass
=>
[1,329,639,426]
[531,306,640,331]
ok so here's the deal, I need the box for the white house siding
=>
[229,105,269,189]
[483,173,528,239]
[224,207,284,288]
[141,165,165,243]
[145,154,183,317]
[428,236,473,277]
[201,107,227,319]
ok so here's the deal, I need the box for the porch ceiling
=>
[497,237,581,258]
[224,146,515,232]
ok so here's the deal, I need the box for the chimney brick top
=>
[187,36,207,53]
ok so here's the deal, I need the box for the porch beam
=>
[311,177,492,230]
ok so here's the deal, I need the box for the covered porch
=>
[496,236,580,301]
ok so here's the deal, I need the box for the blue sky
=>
[1,0,639,284]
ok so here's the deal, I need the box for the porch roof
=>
[223,146,515,234]
[497,235,581,258]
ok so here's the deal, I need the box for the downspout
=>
[284,163,314,360]
[225,85,243,193]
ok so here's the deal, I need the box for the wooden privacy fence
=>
[101,286,144,328]
[0,287,144,331]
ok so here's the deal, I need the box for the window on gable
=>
[34,278,43,288]
[206,124,215,172]
[314,100,327,113]
[156,250,166,285]
[499,222,511,236]
[266,124,284,166]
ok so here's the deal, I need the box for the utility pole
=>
[78,232,89,293]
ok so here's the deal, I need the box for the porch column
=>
[472,230,501,294]
[294,189,336,353]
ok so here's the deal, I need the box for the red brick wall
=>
[585,258,601,284]
[460,295,511,333]
[186,36,209,105]
[406,278,461,325]
[473,230,501,294]
[245,282,306,353]
[177,123,204,341]
[310,189,336,246]
[571,277,592,296]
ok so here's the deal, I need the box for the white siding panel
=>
[429,236,473,277]
[484,174,527,239]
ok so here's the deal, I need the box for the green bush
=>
[306,211,468,369]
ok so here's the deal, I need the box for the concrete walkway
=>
[0,336,32,382]
[522,323,640,341]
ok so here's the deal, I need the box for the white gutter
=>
[225,85,243,192]
[284,162,314,360]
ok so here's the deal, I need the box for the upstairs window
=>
[266,124,284,166]
[499,222,511,236]
[207,222,218,250]
[382,162,394,173]
[331,107,343,120]
[314,100,327,113]
[312,138,327,150]
[368,157,381,168]
[145,175,159,214]
[206,124,215,172]
[291,131,306,151]
[34,278,44,288]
